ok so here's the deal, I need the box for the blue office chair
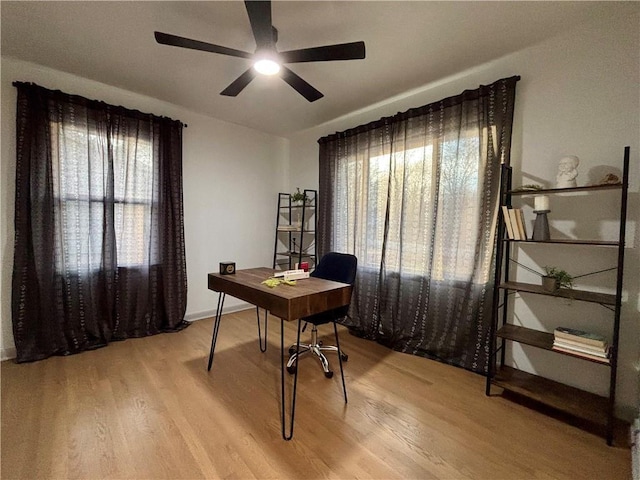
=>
[286,252,357,401]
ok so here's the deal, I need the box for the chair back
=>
[311,252,357,285]
[306,252,357,324]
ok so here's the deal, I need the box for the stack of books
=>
[552,327,610,363]
[277,225,301,232]
[501,206,528,240]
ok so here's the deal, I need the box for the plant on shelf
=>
[542,266,574,292]
[290,187,307,204]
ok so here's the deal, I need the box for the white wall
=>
[286,11,640,418]
[1,57,288,360]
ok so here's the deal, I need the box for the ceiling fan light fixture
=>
[254,57,281,75]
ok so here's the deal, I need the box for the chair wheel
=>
[286,364,297,374]
[324,370,334,379]
[341,353,349,362]
[288,346,297,355]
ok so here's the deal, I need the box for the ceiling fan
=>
[154,0,366,102]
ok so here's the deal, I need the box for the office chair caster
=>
[325,370,333,378]
[286,363,297,374]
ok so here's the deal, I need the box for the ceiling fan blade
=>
[244,1,274,49]
[154,31,252,59]
[280,66,323,102]
[220,68,257,97]
[280,41,366,63]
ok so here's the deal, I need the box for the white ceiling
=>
[1,1,630,136]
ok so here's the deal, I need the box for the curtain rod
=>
[12,81,187,128]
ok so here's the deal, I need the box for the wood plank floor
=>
[1,309,631,479]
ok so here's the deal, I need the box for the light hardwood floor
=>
[1,309,631,479]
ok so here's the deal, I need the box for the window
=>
[51,120,155,272]
[332,127,483,281]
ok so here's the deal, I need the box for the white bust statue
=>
[556,155,579,188]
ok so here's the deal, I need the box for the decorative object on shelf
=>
[598,173,621,185]
[290,187,307,227]
[512,183,544,192]
[219,261,236,275]
[534,195,549,211]
[541,266,573,292]
[532,194,550,241]
[290,238,299,255]
[556,155,580,188]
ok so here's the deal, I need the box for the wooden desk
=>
[207,267,352,440]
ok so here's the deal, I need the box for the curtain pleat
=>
[318,76,518,373]
[11,82,188,363]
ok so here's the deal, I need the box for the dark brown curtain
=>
[318,76,518,373]
[12,82,188,363]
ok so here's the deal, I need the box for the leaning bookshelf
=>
[272,189,317,271]
[486,146,630,445]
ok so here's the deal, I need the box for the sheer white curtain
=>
[318,76,519,372]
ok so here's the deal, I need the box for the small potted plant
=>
[542,266,574,293]
[290,188,306,227]
[290,187,307,204]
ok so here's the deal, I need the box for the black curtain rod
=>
[12,81,187,128]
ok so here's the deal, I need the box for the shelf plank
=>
[497,324,553,349]
[275,252,316,258]
[499,281,616,305]
[492,366,609,427]
[503,238,619,246]
[276,228,315,233]
[507,184,622,196]
[496,324,611,365]
[280,204,315,209]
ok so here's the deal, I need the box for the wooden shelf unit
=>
[272,190,317,271]
[486,146,630,445]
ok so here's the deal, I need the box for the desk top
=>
[208,267,352,321]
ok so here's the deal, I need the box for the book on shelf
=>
[501,206,515,239]
[552,339,609,357]
[554,326,607,348]
[501,206,528,241]
[552,345,611,363]
[517,208,528,240]
[278,225,301,231]
[508,208,522,240]
[553,336,609,353]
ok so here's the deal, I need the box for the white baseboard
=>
[1,346,17,362]
[0,304,253,362]
[184,302,253,322]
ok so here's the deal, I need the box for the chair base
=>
[286,324,348,378]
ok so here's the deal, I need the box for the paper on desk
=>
[262,277,297,288]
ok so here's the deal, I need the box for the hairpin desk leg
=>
[281,318,302,440]
[207,292,226,371]
[256,307,268,353]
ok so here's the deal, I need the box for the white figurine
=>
[556,155,579,188]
